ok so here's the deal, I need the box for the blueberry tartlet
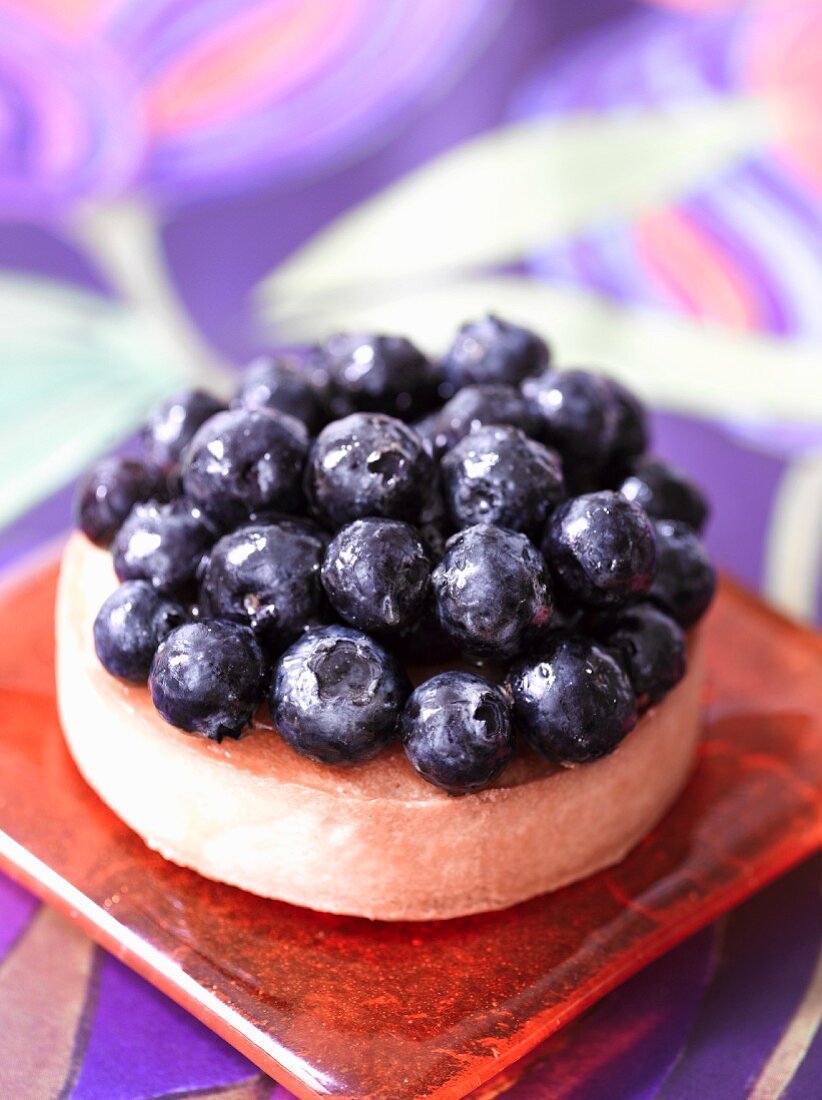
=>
[56,319,715,921]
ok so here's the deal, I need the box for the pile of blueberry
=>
[77,316,716,795]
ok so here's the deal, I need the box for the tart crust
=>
[56,533,705,921]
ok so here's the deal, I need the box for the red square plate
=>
[0,557,819,1100]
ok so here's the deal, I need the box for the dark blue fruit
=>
[417,484,451,561]
[522,369,618,466]
[199,521,327,649]
[240,511,329,543]
[648,519,716,628]
[149,620,265,740]
[387,596,458,664]
[441,424,565,537]
[182,407,309,529]
[416,384,542,458]
[142,390,225,469]
[619,456,709,533]
[93,581,188,682]
[74,457,168,546]
[506,634,637,763]
[542,491,656,609]
[112,499,216,594]
[319,333,437,419]
[399,671,514,794]
[440,315,549,394]
[270,626,410,764]
[604,378,649,461]
[432,524,552,659]
[305,412,433,528]
[235,354,324,431]
[598,603,686,706]
[321,518,430,633]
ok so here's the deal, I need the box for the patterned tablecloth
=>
[0,1,820,1096]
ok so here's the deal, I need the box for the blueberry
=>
[604,378,649,461]
[648,519,716,628]
[441,424,565,537]
[319,333,438,419]
[142,390,225,469]
[506,634,637,764]
[199,522,327,649]
[440,315,548,394]
[182,407,309,529]
[432,525,552,659]
[417,484,451,561]
[242,511,329,544]
[417,384,542,458]
[597,603,686,706]
[305,413,433,528]
[543,491,656,609]
[619,456,709,534]
[399,672,514,794]
[321,518,430,634]
[270,626,410,764]
[149,620,265,740]
[387,596,458,665]
[93,581,188,682]
[112,499,216,594]
[413,411,446,458]
[522,369,618,469]
[235,354,324,431]
[74,457,168,546]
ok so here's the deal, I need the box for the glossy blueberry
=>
[386,596,458,664]
[93,581,188,682]
[598,603,686,706]
[270,626,411,764]
[439,315,549,394]
[604,378,649,461]
[432,525,552,660]
[441,424,565,537]
[417,384,542,458]
[182,407,309,529]
[149,620,265,740]
[619,456,709,534]
[199,522,327,649]
[319,333,438,419]
[74,457,168,546]
[648,519,716,628]
[542,491,656,610]
[399,672,514,794]
[241,511,329,544]
[112,499,216,594]
[305,413,433,528]
[321,518,430,633]
[506,635,637,764]
[522,369,617,467]
[235,354,324,431]
[417,484,451,561]
[142,390,225,469]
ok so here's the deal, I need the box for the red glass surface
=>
[0,560,819,1100]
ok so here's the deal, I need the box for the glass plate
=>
[0,558,819,1100]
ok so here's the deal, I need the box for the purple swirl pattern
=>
[511,7,822,459]
[0,12,141,217]
[0,0,498,211]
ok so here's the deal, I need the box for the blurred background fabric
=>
[0,1,820,1097]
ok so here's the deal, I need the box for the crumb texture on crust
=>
[56,533,705,921]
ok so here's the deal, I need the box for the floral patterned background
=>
[0,0,820,1096]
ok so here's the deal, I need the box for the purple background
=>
[0,0,820,1096]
